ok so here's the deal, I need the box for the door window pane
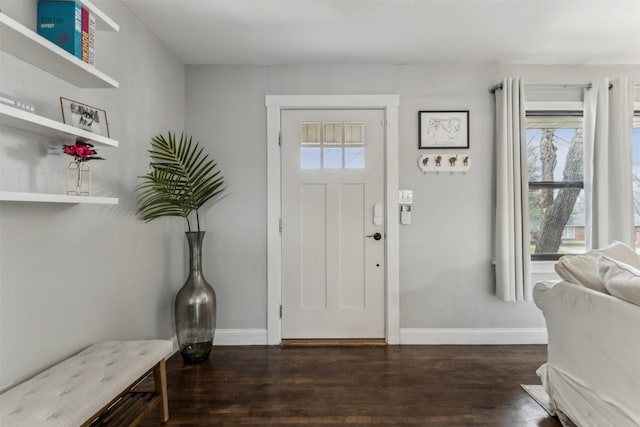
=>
[301,147,321,169]
[323,147,342,169]
[323,123,342,145]
[344,147,365,169]
[300,123,321,144]
[345,123,364,144]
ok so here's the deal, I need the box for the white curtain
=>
[584,78,635,249]
[495,77,531,301]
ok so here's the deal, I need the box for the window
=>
[300,122,365,170]
[526,111,585,260]
[633,110,640,251]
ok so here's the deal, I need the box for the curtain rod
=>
[490,82,640,93]
[489,82,594,94]
[488,82,640,94]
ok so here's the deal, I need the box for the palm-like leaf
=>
[135,132,225,231]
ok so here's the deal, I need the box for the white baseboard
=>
[399,328,548,345]
[177,328,546,346]
[213,328,268,345]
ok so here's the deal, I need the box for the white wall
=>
[0,0,185,387]
[184,63,640,334]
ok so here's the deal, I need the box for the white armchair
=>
[534,280,640,427]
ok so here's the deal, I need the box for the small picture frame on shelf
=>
[419,110,469,149]
[60,97,110,137]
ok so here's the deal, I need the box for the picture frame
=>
[419,110,469,149]
[60,97,110,138]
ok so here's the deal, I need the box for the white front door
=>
[281,109,385,339]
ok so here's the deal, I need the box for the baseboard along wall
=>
[399,328,548,345]
[205,328,548,346]
[213,329,269,345]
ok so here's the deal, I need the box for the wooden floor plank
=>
[138,345,561,426]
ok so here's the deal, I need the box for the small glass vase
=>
[66,161,91,196]
[175,231,217,364]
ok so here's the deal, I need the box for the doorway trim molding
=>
[265,95,400,345]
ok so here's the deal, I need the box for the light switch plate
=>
[399,190,413,205]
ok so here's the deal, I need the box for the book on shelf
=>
[81,6,89,63]
[88,12,96,65]
[37,1,82,60]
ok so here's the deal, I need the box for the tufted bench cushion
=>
[0,340,172,427]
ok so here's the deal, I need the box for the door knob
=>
[366,232,382,241]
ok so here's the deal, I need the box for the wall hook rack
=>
[418,153,470,174]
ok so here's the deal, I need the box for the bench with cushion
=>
[0,340,172,427]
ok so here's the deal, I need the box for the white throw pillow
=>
[554,241,640,293]
[598,255,640,306]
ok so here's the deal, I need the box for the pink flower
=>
[61,142,103,162]
[75,145,94,159]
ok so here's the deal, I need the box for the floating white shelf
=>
[0,104,119,147]
[75,0,120,32]
[0,191,119,204]
[0,13,119,89]
[1,6,120,205]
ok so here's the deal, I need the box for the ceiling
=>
[119,0,640,66]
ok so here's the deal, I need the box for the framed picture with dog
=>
[419,110,469,149]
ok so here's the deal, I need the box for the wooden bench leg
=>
[153,359,169,422]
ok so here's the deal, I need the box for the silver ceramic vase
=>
[175,231,217,363]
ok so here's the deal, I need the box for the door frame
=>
[265,95,400,345]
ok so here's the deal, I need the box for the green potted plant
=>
[135,132,225,363]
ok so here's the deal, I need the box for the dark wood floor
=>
[139,345,561,426]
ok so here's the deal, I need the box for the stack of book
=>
[36,1,96,65]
